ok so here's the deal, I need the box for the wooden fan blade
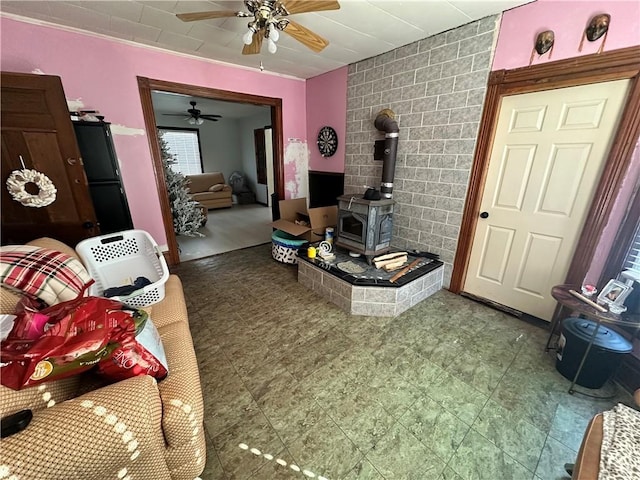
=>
[283,20,329,53]
[200,114,222,119]
[242,32,263,55]
[176,11,238,22]
[281,1,340,15]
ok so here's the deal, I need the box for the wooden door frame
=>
[137,77,285,265]
[450,46,640,302]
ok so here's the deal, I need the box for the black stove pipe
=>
[374,109,399,199]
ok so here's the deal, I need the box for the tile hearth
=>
[174,244,634,480]
[298,255,444,317]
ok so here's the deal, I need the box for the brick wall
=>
[344,16,499,286]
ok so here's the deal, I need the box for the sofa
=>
[0,238,205,480]
[571,388,640,479]
[186,172,232,209]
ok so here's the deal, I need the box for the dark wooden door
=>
[1,72,99,246]
[254,128,267,185]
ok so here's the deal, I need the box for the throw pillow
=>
[0,246,92,307]
[209,184,224,192]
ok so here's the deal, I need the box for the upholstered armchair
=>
[570,388,640,479]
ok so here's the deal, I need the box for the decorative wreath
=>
[6,169,57,208]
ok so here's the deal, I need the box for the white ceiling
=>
[1,0,533,79]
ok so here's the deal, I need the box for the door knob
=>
[480,211,489,219]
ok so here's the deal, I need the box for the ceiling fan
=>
[162,101,222,125]
[176,0,340,55]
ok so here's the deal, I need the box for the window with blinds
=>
[623,222,640,273]
[159,128,203,175]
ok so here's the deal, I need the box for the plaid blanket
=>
[0,246,92,307]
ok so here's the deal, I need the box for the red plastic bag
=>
[97,315,168,382]
[0,293,166,390]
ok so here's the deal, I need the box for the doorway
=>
[450,46,640,323]
[463,79,630,320]
[138,77,285,265]
[152,91,273,261]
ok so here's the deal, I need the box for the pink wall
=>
[493,0,640,70]
[0,17,307,248]
[306,66,348,173]
[585,140,640,286]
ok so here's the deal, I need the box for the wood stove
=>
[335,109,399,259]
[335,195,394,256]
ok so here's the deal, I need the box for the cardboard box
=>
[271,197,337,242]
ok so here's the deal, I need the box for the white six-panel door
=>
[464,79,630,321]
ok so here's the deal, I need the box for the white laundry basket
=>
[76,230,169,307]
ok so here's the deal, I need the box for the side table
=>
[548,284,640,395]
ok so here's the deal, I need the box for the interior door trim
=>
[450,46,640,309]
[137,77,285,265]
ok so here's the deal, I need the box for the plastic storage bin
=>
[271,229,306,264]
[76,230,169,307]
[556,317,633,389]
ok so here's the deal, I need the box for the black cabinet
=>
[73,121,133,234]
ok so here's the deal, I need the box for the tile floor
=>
[177,204,273,262]
[173,245,634,480]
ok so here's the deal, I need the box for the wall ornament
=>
[530,30,555,65]
[579,14,611,53]
[6,169,57,208]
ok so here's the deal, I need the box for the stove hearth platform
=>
[298,251,444,317]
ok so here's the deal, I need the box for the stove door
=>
[338,211,366,243]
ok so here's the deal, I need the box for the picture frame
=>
[596,279,632,307]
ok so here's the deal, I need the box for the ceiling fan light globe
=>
[188,117,196,125]
[242,29,254,45]
[267,38,277,54]
[269,23,279,41]
[196,118,204,125]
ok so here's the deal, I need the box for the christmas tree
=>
[158,131,205,237]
